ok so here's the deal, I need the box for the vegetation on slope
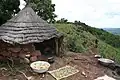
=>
[75,22,120,48]
[55,23,120,63]
[98,41,120,63]
[55,24,97,52]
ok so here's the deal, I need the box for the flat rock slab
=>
[94,75,116,80]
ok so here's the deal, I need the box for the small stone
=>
[27,52,31,54]
[19,54,26,58]
[94,55,101,58]
[24,58,30,64]
[1,51,10,57]
[12,53,18,57]
[25,54,31,58]
[23,48,29,51]
[9,48,21,53]
[31,51,41,57]
[42,74,45,78]
[27,76,33,80]
[14,79,19,80]
[20,59,24,63]
[30,56,37,62]
[20,58,30,64]
[81,71,87,77]
[94,75,116,80]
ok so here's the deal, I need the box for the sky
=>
[19,0,120,28]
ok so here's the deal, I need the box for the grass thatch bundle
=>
[0,7,58,44]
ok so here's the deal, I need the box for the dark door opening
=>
[33,38,55,56]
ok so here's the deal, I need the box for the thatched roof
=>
[0,7,59,44]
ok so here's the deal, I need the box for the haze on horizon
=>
[20,0,120,28]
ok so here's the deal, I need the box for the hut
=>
[0,6,64,61]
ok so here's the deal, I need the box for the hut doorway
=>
[34,38,55,57]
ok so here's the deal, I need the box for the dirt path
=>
[0,50,112,80]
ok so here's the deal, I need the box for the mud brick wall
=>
[0,41,41,61]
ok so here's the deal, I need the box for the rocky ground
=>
[0,49,118,80]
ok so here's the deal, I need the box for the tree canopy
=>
[0,0,57,26]
[56,18,68,23]
[24,0,57,23]
[0,0,20,26]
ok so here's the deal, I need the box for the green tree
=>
[0,0,20,25]
[56,18,68,23]
[24,0,57,23]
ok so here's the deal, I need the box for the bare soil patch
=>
[0,51,111,80]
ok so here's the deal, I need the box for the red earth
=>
[0,49,114,80]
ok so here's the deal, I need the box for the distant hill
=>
[103,28,120,35]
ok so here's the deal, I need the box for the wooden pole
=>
[59,36,64,56]
[55,38,59,56]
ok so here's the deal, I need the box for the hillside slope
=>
[104,28,120,35]
[55,24,97,52]
[78,24,120,48]
[55,23,120,63]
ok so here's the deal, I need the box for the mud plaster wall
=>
[0,37,64,60]
[0,41,36,60]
